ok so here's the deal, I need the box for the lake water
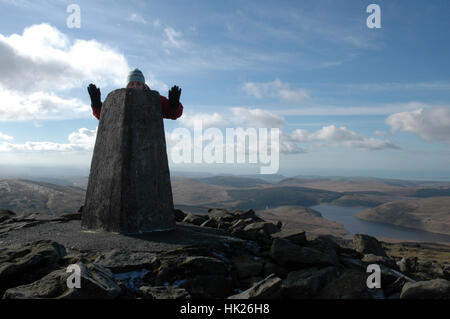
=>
[310,204,450,243]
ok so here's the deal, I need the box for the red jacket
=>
[92,89,183,120]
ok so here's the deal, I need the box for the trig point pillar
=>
[82,88,175,233]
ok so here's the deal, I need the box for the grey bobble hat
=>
[127,68,145,84]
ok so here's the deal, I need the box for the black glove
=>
[168,85,182,109]
[87,83,101,109]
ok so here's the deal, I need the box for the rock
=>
[400,278,450,299]
[399,256,419,273]
[384,276,408,297]
[200,218,218,228]
[315,269,373,299]
[140,285,190,299]
[230,209,258,220]
[352,234,387,257]
[82,88,175,233]
[0,240,66,296]
[179,256,228,277]
[232,255,263,279]
[270,230,307,246]
[208,208,236,223]
[95,250,159,273]
[261,260,289,279]
[0,210,16,223]
[282,267,338,299]
[228,274,283,299]
[362,254,398,269]
[229,219,250,231]
[244,222,280,235]
[60,212,81,221]
[174,209,187,222]
[3,263,121,299]
[183,213,209,226]
[269,238,338,267]
[232,222,280,243]
[179,275,233,298]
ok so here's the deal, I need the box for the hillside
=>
[0,179,85,216]
[356,197,450,236]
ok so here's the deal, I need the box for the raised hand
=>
[87,83,102,109]
[168,85,182,109]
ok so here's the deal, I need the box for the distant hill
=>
[0,179,84,216]
[356,196,450,236]
[226,186,342,210]
[198,175,271,188]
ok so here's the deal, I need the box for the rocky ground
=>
[0,208,449,299]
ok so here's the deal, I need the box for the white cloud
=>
[287,125,399,150]
[386,107,450,142]
[0,24,129,92]
[275,102,433,116]
[178,112,228,129]
[230,107,285,128]
[153,19,161,28]
[127,13,147,24]
[0,132,13,141]
[0,23,131,121]
[374,130,388,136]
[0,87,90,121]
[242,78,309,103]
[163,27,184,49]
[0,127,96,153]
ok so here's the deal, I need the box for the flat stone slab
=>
[0,220,244,253]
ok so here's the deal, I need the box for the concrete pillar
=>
[82,88,175,233]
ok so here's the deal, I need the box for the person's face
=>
[127,81,144,89]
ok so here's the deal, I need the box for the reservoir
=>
[310,204,450,243]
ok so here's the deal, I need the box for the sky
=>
[0,0,449,180]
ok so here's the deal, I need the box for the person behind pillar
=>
[87,68,183,120]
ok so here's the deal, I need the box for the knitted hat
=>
[127,68,145,84]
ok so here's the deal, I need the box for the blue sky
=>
[0,0,449,179]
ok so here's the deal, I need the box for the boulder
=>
[200,218,218,228]
[282,267,338,299]
[179,275,234,298]
[179,256,228,277]
[232,255,263,279]
[362,254,398,269]
[269,238,338,267]
[0,240,66,296]
[3,263,121,299]
[208,208,236,223]
[315,269,373,299]
[400,278,450,299]
[174,209,187,222]
[228,274,283,299]
[140,285,191,299]
[352,234,387,257]
[94,250,159,273]
[261,259,289,279]
[233,222,280,242]
[0,210,16,223]
[270,230,307,246]
[398,256,419,273]
[182,213,209,226]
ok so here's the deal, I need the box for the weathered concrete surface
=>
[82,88,175,233]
